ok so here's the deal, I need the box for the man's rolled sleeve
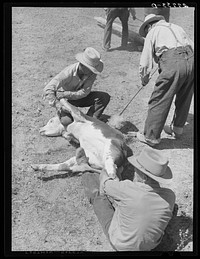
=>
[43,69,72,106]
[139,32,154,84]
[100,171,127,201]
[43,77,60,107]
[99,170,115,195]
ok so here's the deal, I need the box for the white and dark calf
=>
[33,99,130,178]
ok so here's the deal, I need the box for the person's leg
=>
[103,8,118,50]
[86,91,110,119]
[119,9,129,47]
[93,195,115,246]
[82,172,115,242]
[82,172,100,203]
[143,53,188,142]
[143,72,177,142]
[172,55,194,130]
[69,91,110,119]
[144,48,194,142]
[164,47,194,136]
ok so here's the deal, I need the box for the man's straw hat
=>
[139,14,165,37]
[128,146,173,183]
[76,47,103,74]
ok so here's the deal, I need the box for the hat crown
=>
[137,147,169,177]
[139,14,165,37]
[144,13,157,23]
[75,47,103,74]
[82,47,101,67]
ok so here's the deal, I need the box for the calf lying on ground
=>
[32,99,130,178]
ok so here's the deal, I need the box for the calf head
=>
[39,116,65,137]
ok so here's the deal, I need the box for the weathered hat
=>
[75,47,103,74]
[128,146,173,183]
[139,14,165,37]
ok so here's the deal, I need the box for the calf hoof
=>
[31,164,40,171]
[127,131,137,137]
[62,131,72,140]
[107,172,117,179]
[39,129,45,135]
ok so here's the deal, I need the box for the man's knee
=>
[102,92,111,105]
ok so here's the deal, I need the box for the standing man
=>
[144,7,170,22]
[135,14,194,146]
[82,146,176,251]
[102,8,136,51]
[43,47,110,126]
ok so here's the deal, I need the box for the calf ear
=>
[41,130,63,137]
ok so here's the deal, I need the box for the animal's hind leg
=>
[31,156,76,172]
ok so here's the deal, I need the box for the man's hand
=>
[141,74,150,86]
[55,100,63,113]
[99,169,110,195]
[132,15,136,20]
[56,91,65,100]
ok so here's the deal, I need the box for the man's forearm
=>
[43,77,60,106]
[43,90,57,107]
[56,87,91,100]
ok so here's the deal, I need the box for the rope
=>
[119,68,158,116]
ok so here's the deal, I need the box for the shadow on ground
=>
[108,42,143,53]
[121,113,193,150]
[152,204,193,251]
[156,113,194,150]
[38,170,84,181]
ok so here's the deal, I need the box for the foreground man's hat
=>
[128,146,173,183]
[139,14,165,37]
[76,47,104,74]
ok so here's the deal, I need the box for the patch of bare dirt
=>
[11,7,194,252]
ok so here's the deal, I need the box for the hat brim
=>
[139,15,165,38]
[75,52,103,74]
[128,156,173,184]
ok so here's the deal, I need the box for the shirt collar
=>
[156,20,168,26]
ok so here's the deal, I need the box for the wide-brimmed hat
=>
[139,14,165,38]
[128,146,172,183]
[75,47,103,74]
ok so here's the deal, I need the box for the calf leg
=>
[60,98,87,122]
[31,148,102,175]
[31,156,77,172]
[72,147,102,173]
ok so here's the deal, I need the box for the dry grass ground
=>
[11,7,194,252]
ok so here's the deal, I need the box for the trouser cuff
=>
[173,126,183,135]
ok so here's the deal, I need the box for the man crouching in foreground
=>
[82,146,176,251]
